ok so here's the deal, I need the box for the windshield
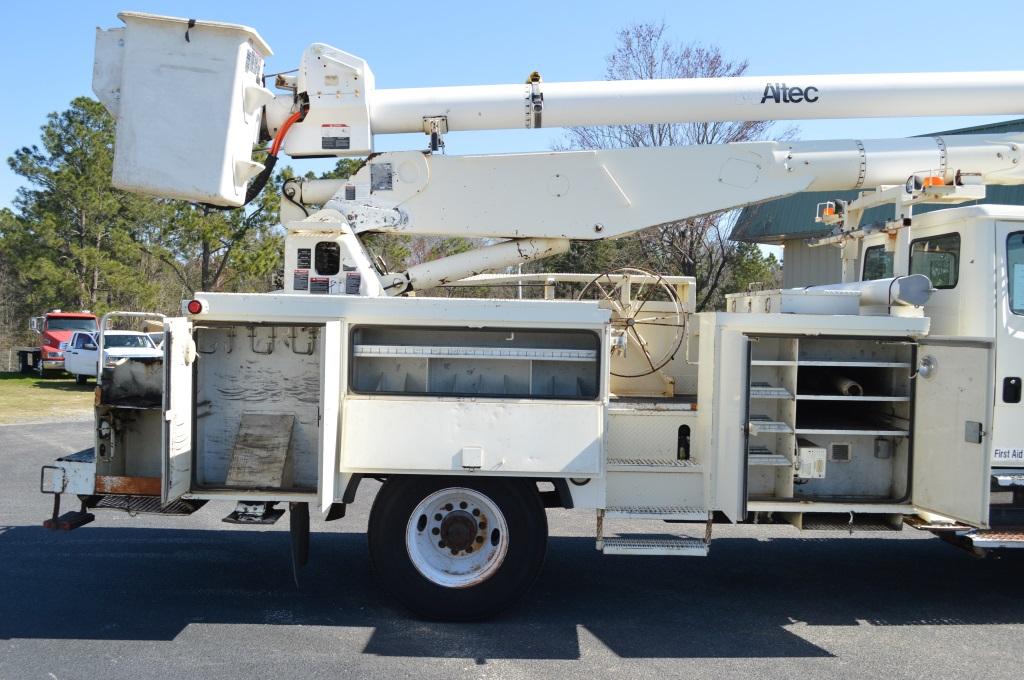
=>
[47,318,97,332]
[104,334,155,349]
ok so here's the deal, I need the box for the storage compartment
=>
[745,334,913,502]
[350,326,600,399]
[192,324,324,491]
[341,324,605,475]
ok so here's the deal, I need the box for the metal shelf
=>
[795,426,909,437]
[795,394,909,402]
[750,384,794,399]
[748,452,792,467]
[750,359,796,366]
[353,344,597,362]
[748,417,794,435]
[797,360,911,368]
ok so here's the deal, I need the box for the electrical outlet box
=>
[795,439,827,479]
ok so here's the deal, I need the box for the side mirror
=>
[58,342,69,351]
[84,343,97,351]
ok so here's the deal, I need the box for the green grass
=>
[0,372,94,425]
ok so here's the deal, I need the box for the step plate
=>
[605,505,707,521]
[601,537,708,556]
[966,529,1024,549]
[90,495,203,516]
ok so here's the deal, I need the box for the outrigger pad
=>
[43,511,95,531]
[225,413,296,489]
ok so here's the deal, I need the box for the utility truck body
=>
[37,12,1024,619]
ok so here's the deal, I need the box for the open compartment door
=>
[698,317,749,522]
[912,340,993,526]
[162,317,194,504]
[318,321,342,514]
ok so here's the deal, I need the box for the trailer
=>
[39,12,1024,620]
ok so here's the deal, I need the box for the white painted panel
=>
[698,315,749,521]
[340,398,602,475]
[319,321,341,513]
[162,317,193,503]
[912,341,992,526]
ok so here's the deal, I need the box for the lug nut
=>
[434,513,442,521]
[432,527,440,535]
[459,501,468,509]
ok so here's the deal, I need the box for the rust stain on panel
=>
[95,475,161,496]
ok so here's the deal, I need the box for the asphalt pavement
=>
[1,420,1022,680]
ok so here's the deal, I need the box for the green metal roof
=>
[730,118,1024,244]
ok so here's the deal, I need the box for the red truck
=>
[16,310,98,376]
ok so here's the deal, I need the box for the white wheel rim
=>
[405,487,509,589]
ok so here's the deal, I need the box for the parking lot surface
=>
[2,420,1022,680]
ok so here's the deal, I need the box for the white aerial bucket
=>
[93,12,274,206]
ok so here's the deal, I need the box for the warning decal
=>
[321,123,351,150]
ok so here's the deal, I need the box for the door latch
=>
[964,421,984,444]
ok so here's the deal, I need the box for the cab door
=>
[912,339,993,526]
[63,333,83,375]
[993,221,1024,467]
[162,318,194,504]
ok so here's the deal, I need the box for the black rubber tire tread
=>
[368,476,547,621]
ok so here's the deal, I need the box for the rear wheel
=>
[368,476,547,620]
[74,374,88,385]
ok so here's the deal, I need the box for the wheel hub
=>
[405,487,510,589]
[439,510,477,552]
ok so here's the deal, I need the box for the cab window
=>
[1008,231,1024,315]
[910,233,960,289]
[862,245,893,281]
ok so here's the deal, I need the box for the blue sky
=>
[2,0,1023,209]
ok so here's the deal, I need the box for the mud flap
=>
[290,502,310,586]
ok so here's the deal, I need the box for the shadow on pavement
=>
[1,524,1021,660]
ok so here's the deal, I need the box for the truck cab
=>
[857,205,1024,484]
[19,311,98,375]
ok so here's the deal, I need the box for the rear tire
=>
[19,353,32,374]
[368,476,547,621]
[74,374,88,385]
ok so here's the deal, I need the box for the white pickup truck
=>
[61,330,162,384]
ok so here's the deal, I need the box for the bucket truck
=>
[37,11,1024,619]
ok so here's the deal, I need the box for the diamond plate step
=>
[606,458,702,473]
[965,529,1024,548]
[604,505,707,520]
[600,536,708,556]
[89,495,204,515]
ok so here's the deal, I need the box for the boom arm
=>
[282,131,1024,293]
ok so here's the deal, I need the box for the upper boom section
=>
[94,12,1024,207]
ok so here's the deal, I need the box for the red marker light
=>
[186,299,205,315]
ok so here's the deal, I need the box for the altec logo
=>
[761,83,819,103]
